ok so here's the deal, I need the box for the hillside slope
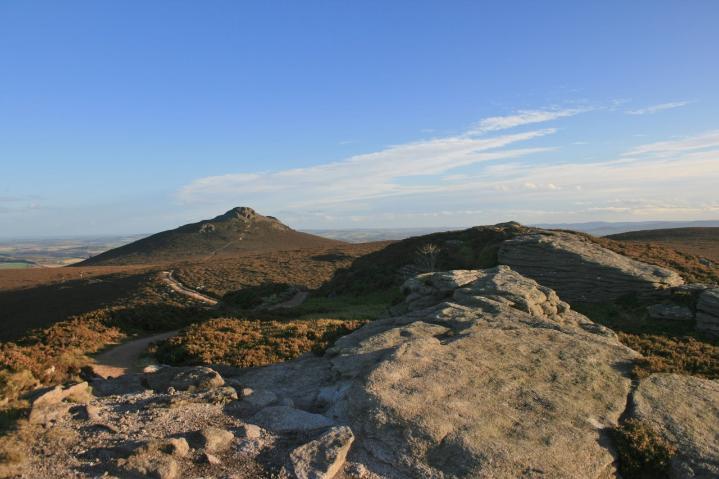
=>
[79,207,343,266]
[607,227,719,264]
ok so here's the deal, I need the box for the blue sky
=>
[1,1,718,236]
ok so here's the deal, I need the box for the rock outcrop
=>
[144,366,225,393]
[14,266,719,479]
[28,381,93,425]
[234,266,639,478]
[629,374,719,479]
[696,288,719,336]
[290,426,355,479]
[497,231,684,302]
[646,303,694,321]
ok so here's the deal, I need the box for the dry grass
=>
[619,333,719,379]
[607,227,719,263]
[590,236,718,284]
[155,317,366,368]
[574,300,719,379]
[0,276,212,413]
[0,264,148,291]
[611,419,676,479]
[173,243,387,297]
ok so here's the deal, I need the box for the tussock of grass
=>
[619,333,719,379]
[155,317,366,368]
[612,419,676,479]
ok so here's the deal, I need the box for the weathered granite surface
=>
[497,231,684,302]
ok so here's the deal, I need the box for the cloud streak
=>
[625,101,691,115]
[467,108,585,134]
[623,129,719,157]
[179,127,557,209]
[177,110,719,227]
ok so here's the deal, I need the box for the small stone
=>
[121,450,179,479]
[290,426,355,479]
[240,387,254,398]
[201,385,238,404]
[237,424,262,440]
[199,452,222,465]
[163,438,190,458]
[144,366,225,393]
[143,364,162,374]
[194,427,234,453]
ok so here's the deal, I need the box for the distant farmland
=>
[0,261,36,269]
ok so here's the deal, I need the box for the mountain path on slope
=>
[90,330,179,378]
[160,270,219,305]
[267,290,309,310]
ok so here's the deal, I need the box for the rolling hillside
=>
[607,227,719,263]
[78,207,344,266]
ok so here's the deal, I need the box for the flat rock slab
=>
[250,406,335,433]
[323,266,639,478]
[498,231,684,302]
[630,373,719,479]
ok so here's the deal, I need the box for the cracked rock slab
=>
[630,373,719,479]
[498,231,684,302]
[250,406,335,433]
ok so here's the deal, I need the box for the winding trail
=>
[160,270,219,305]
[267,290,309,310]
[90,275,308,378]
[91,330,179,378]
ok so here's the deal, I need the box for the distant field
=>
[607,227,719,263]
[0,262,35,270]
[0,234,146,267]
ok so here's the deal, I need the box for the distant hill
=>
[306,227,463,243]
[606,227,719,263]
[78,207,343,266]
[537,220,719,237]
[607,227,719,242]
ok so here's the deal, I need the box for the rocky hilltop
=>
[5,222,719,478]
[13,264,719,478]
[79,207,343,266]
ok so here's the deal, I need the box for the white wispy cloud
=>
[178,127,557,209]
[467,108,585,134]
[177,109,719,227]
[623,129,719,157]
[625,101,691,115]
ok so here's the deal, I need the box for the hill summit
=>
[79,207,342,265]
